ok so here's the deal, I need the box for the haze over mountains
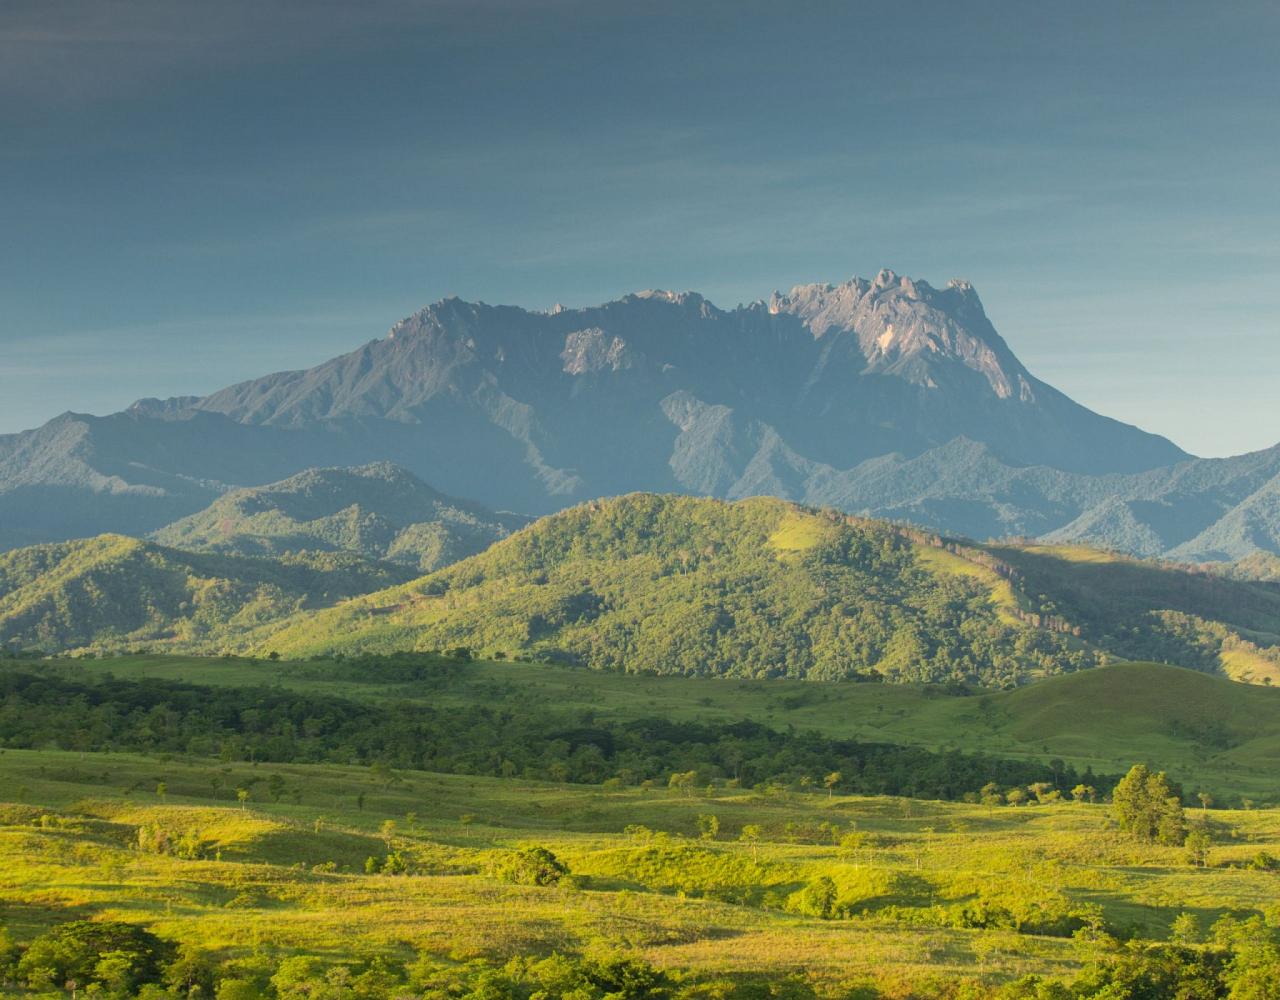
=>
[2,270,1277,561]
[152,462,527,572]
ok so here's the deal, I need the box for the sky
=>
[1,0,1277,457]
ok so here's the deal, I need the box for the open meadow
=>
[1,746,1278,998]
[1,654,1279,997]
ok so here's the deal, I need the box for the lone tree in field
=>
[494,846,568,887]
[1111,764,1186,845]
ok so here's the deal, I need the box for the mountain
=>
[1217,550,1280,583]
[0,408,356,550]
[0,535,412,654]
[815,438,1280,560]
[1,271,1276,560]
[151,462,527,573]
[259,493,1280,685]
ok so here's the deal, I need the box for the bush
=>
[492,846,569,886]
[789,876,838,919]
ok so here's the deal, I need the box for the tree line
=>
[0,669,1113,801]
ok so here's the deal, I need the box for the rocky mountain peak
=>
[764,271,1024,398]
[0,271,1207,556]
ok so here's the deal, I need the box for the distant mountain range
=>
[2,270,1276,560]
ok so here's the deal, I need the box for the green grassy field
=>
[1,746,1278,998]
[52,654,1280,803]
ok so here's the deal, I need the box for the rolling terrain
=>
[16,653,1279,803]
[152,462,527,573]
[0,535,411,653]
[5,746,1277,997]
[260,494,1280,685]
[3,493,1279,687]
[0,651,1277,997]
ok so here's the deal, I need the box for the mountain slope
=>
[151,462,527,572]
[260,493,1280,685]
[191,273,1184,493]
[5,494,1279,680]
[261,493,1094,682]
[0,535,412,653]
[1218,550,1280,582]
[979,542,1280,684]
[3,272,1277,561]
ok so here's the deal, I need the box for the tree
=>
[838,831,870,864]
[1071,784,1097,803]
[1197,790,1214,813]
[271,956,326,1000]
[1029,782,1059,804]
[739,824,762,861]
[1111,764,1186,845]
[696,814,719,841]
[18,921,175,992]
[0,925,16,979]
[379,819,397,850]
[824,771,842,799]
[1169,912,1200,945]
[1006,788,1028,807]
[493,846,568,886]
[164,943,216,998]
[236,788,250,811]
[1185,827,1212,867]
[795,876,838,919]
[94,950,137,995]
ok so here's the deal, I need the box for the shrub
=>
[493,846,569,886]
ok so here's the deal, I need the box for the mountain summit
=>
[2,272,1276,560]
[183,272,1183,508]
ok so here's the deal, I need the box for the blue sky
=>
[2,0,1277,456]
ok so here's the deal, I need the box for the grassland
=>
[1,745,1278,997]
[51,654,1280,803]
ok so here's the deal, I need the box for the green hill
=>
[0,534,411,653]
[151,462,528,573]
[261,494,1099,684]
[984,543,1280,684]
[7,493,1280,682]
[262,494,1280,685]
[1217,549,1280,582]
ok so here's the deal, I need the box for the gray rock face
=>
[187,275,1185,484]
[0,272,1274,560]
